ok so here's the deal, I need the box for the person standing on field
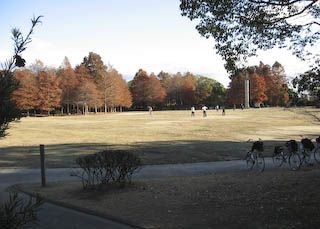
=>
[202,105,208,117]
[148,106,153,115]
[191,106,195,117]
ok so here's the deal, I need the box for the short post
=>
[40,144,46,187]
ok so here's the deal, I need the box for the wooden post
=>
[40,144,46,187]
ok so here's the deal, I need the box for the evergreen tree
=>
[0,16,42,137]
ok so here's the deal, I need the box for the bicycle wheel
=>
[256,152,265,172]
[272,152,283,167]
[302,150,312,165]
[289,152,301,171]
[314,147,320,163]
[245,151,254,170]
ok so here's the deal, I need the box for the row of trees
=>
[228,61,289,107]
[12,52,227,114]
[13,53,295,115]
[130,69,226,109]
[12,54,132,115]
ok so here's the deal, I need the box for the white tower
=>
[244,71,250,108]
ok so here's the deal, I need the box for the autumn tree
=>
[82,52,107,82]
[57,57,79,114]
[130,69,166,108]
[147,73,166,105]
[180,0,320,72]
[258,62,289,106]
[227,72,246,106]
[228,62,289,107]
[250,73,267,106]
[106,69,132,111]
[118,78,132,110]
[36,70,62,115]
[180,72,197,106]
[76,80,100,114]
[100,68,132,112]
[164,73,185,106]
[0,16,42,137]
[74,64,102,114]
[75,64,92,82]
[12,70,38,116]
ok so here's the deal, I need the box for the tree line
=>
[12,53,132,115]
[11,52,227,115]
[12,51,296,115]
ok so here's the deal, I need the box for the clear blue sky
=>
[0,0,313,86]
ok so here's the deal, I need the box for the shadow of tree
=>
[1,135,316,168]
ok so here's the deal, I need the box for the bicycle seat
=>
[274,146,283,154]
[252,141,264,152]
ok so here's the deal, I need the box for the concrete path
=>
[0,157,280,228]
[0,176,135,229]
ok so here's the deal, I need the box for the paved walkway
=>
[0,158,278,228]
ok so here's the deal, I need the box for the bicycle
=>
[300,138,314,166]
[272,140,301,171]
[313,136,320,163]
[245,139,265,172]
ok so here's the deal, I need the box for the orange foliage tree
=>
[12,69,39,116]
[250,73,267,106]
[130,69,166,108]
[57,57,79,114]
[36,70,62,114]
[228,61,289,107]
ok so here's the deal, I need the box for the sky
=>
[0,0,316,86]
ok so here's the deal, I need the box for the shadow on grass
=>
[0,133,317,168]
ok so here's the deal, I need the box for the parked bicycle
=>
[272,140,301,171]
[313,136,320,163]
[300,137,314,166]
[245,139,265,172]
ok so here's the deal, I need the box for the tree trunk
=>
[67,103,70,114]
[85,104,89,114]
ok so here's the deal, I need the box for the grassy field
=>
[23,165,320,228]
[1,107,320,168]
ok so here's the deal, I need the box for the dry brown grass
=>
[1,107,320,168]
[23,165,320,228]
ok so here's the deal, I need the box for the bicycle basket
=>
[285,140,298,152]
[273,146,283,155]
[301,138,315,151]
[252,141,264,152]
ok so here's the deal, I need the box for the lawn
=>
[22,165,320,228]
[1,107,320,168]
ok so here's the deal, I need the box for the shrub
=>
[74,150,141,189]
[0,192,43,229]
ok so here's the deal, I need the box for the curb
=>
[10,184,145,229]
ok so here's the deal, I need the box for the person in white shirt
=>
[148,106,153,115]
[202,105,208,117]
[191,106,195,117]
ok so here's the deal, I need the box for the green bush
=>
[75,150,141,189]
